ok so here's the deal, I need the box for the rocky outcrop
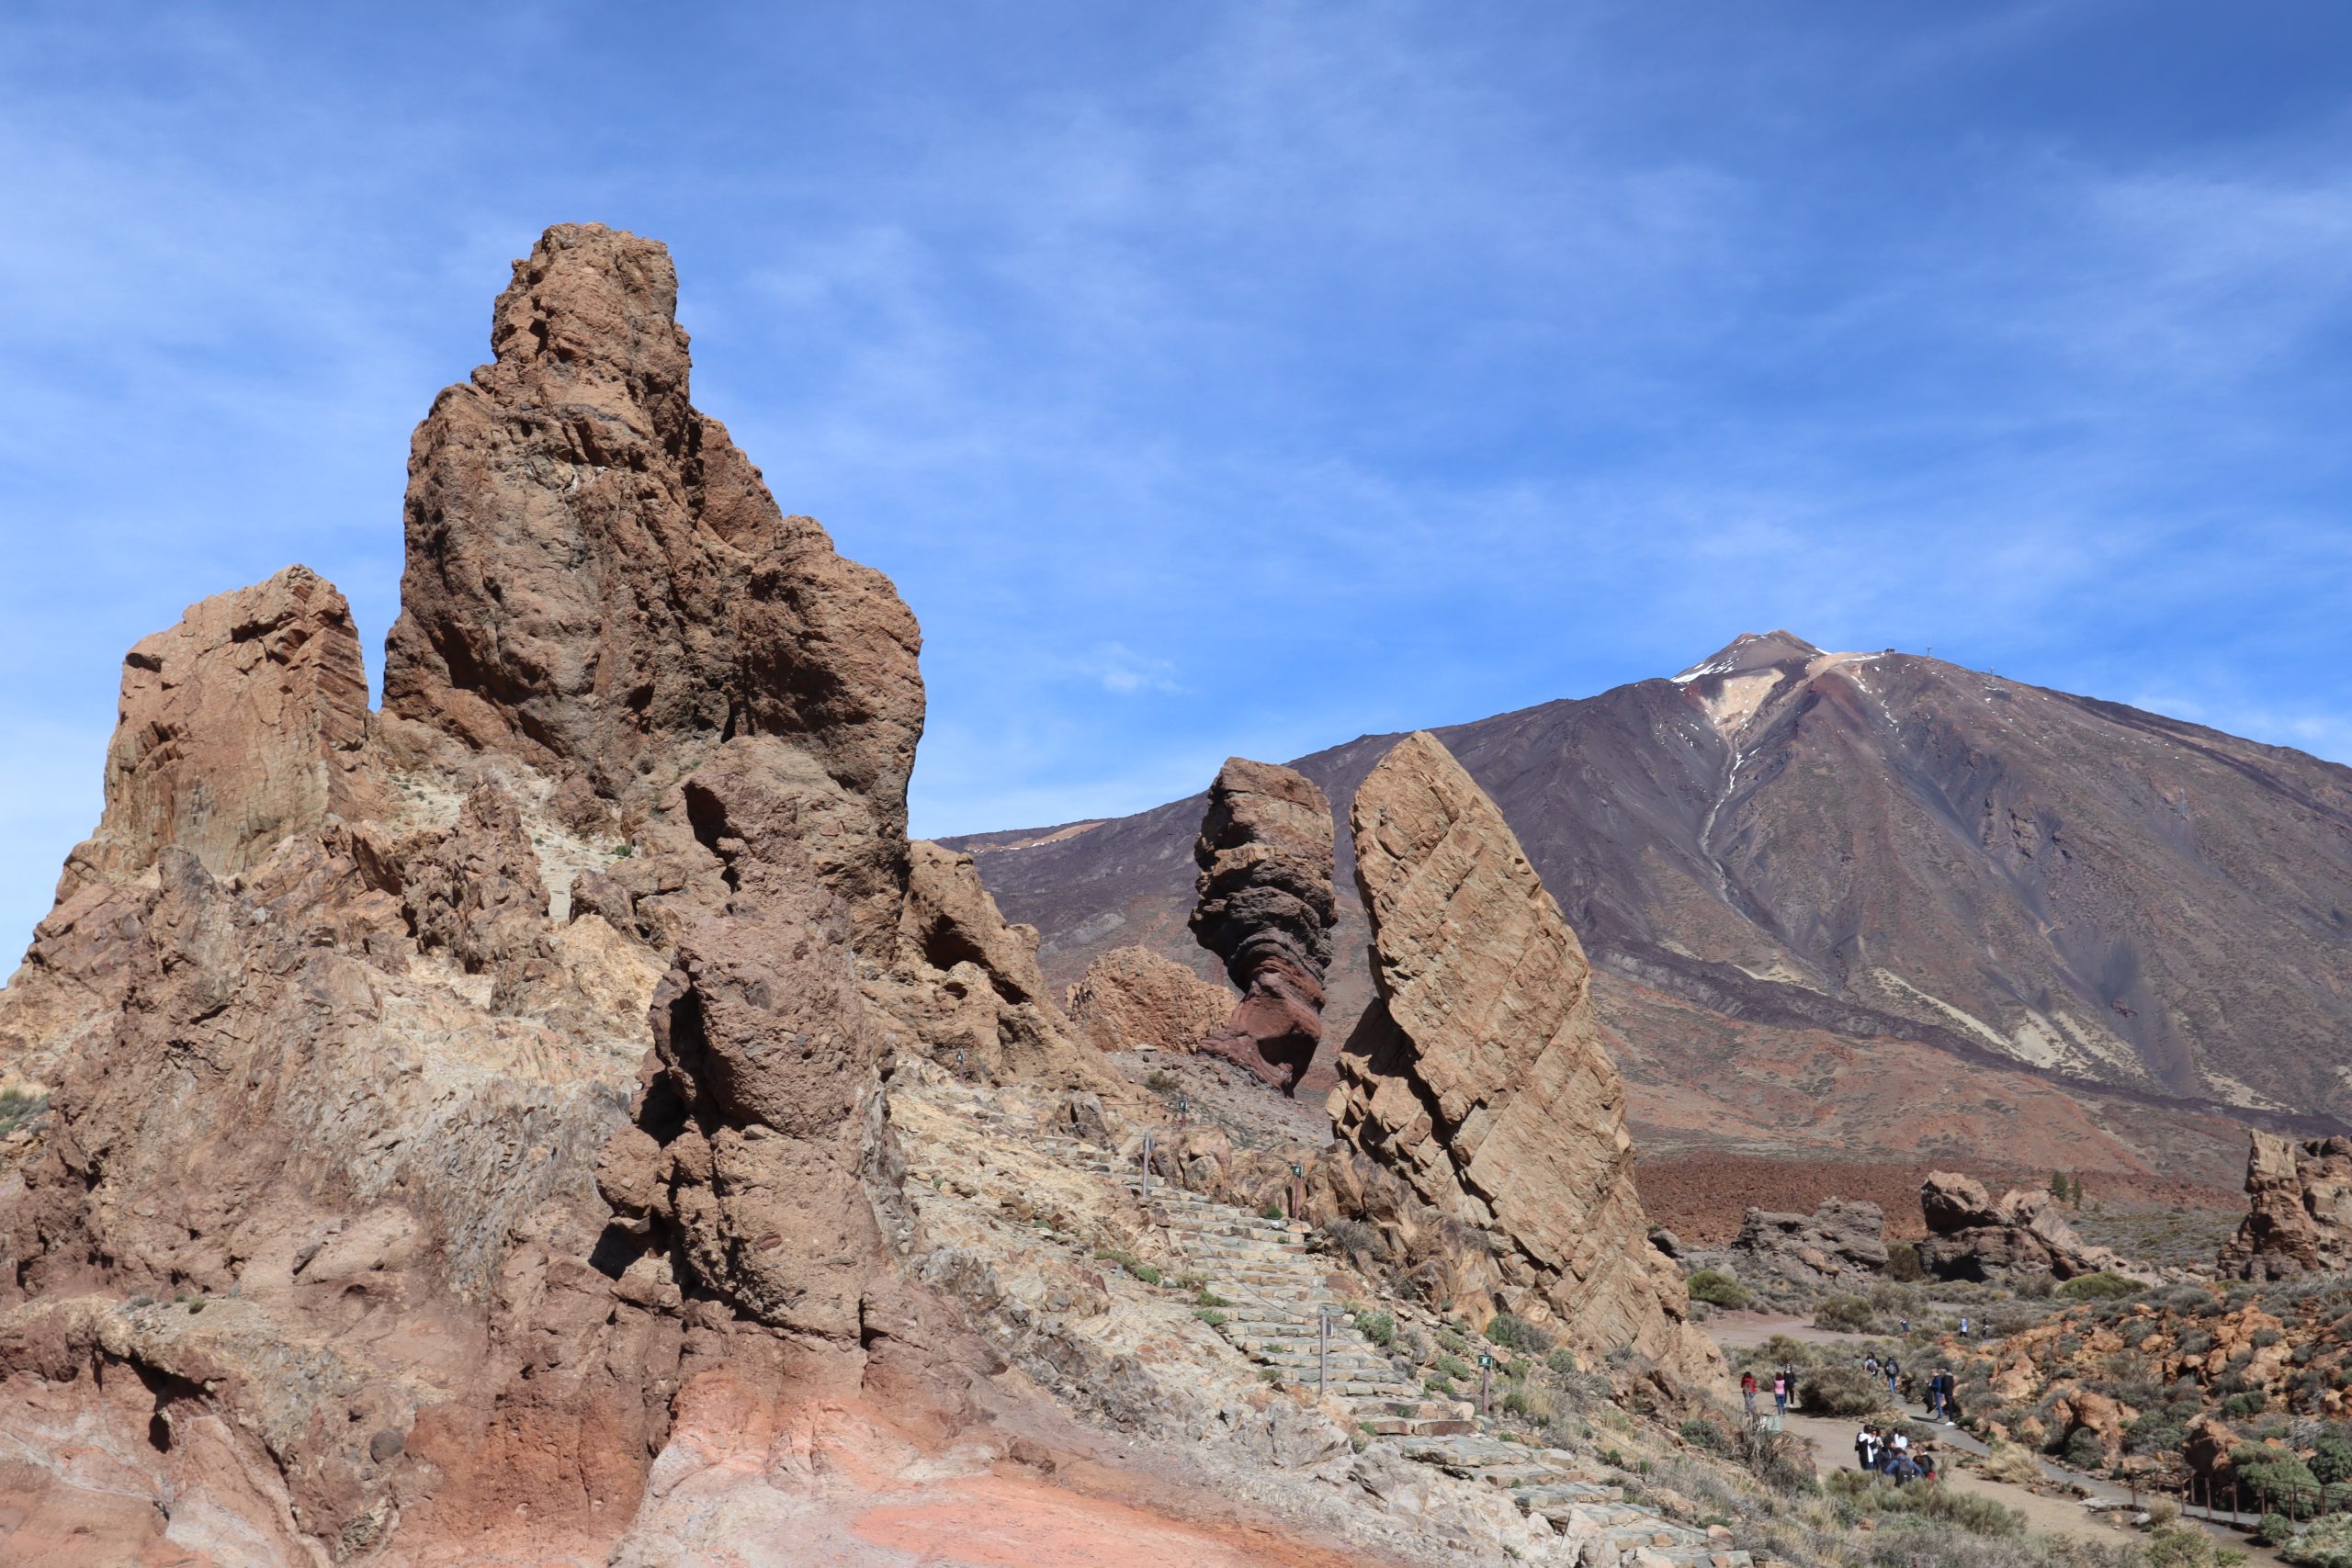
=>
[1189,758,1337,1092]
[383,222,924,952]
[1329,731,1711,1381]
[1728,1200,1889,1288]
[1917,1171,2136,1282]
[1066,944,1235,1053]
[2218,1132,2352,1280]
[73,565,379,888]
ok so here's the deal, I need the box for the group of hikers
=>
[1854,1421,1938,1483]
[1736,1349,1968,1485]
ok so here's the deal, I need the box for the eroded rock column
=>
[1189,759,1336,1093]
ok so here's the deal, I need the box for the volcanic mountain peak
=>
[1669,628,1826,685]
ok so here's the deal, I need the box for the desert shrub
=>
[1687,1269,1750,1309]
[2125,1412,2188,1456]
[2261,1517,2352,1568]
[2063,1427,2109,1469]
[2233,1445,2321,1510]
[1679,1416,1724,1450]
[1130,1262,1162,1284]
[2312,1436,2352,1485]
[1351,1308,1396,1348]
[1815,1295,1876,1333]
[1260,1202,1284,1222]
[1144,1069,1175,1092]
[1435,1353,1473,1382]
[1193,1308,1227,1328]
[2146,1525,2252,1568]
[1318,1217,1381,1258]
[1504,1383,1557,1420]
[0,1089,44,1139]
[1826,1468,2024,1537]
[1485,1312,1554,1353]
[1884,1241,1926,1281]
[1979,1440,2043,1485]
[2058,1272,2141,1302]
[1545,1348,1580,1376]
[1803,1363,1892,1417]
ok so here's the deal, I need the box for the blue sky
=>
[5,2,2350,962]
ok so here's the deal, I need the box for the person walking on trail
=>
[1863,1353,1881,1379]
[1855,1425,1876,1472]
[1772,1374,1788,1419]
[1741,1371,1758,1418]
[1960,1314,1971,1338]
[1884,1353,1902,1397]
[1781,1362,1801,1412]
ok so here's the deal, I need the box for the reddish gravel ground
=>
[1635,1153,2239,1246]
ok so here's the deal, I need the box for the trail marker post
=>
[1479,1351,1495,1416]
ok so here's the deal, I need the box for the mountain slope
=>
[946,634,2352,1179]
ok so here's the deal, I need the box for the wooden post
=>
[1317,1310,1330,1399]
[1140,1133,1153,1203]
[1478,1351,1494,1416]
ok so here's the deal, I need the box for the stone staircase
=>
[1028,1123,1747,1566]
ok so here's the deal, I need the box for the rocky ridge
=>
[1917,1171,2139,1284]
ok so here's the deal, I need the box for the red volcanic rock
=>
[383,222,924,950]
[1189,759,1337,1092]
[2218,1132,2352,1280]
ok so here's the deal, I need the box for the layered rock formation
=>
[0,224,1158,1565]
[1066,943,1235,1053]
[1917,1171,2136,1282]
[2218,1132,2352,1280]
[1329,731,1710,1380]
[1188,758,1337,1092]
[1727,1200,1889,1288]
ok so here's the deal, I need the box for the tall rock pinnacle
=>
[382,223,925,946]
[1331,732,1712,1379]
[1188,757,1337,1092]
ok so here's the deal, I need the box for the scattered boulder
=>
[1329,731,1713,1380]
[2218,1131,2352,1280]
[1729,1199,1889,1288]
[1917,1171,2135,1282]
[1189,758,1337,1092]
[1064,944,1235,1053]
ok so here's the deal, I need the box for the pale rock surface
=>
[1329,732,1713,1382]
[2218,1131,2352,1280]
[1067,943,1236,1054]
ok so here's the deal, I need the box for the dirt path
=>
[1703,1318,2288,1562]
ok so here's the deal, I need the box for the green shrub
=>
[1351,1308,1396,1348]
[1802,1363,1891,1417]
[2058,1271,2141,1302]
[1685,1269,1749,1309]
[2275,1514,2352,1568]
[1193,1308,1228,1328]
[0,1089,45,1139]
[2312,1436,2352,1485]
[1485,1312,1554,1352]
[1679,1417,1723,1450]
[1260,1202,1284,1222]
[2233,1445,2321,1510]
[1814,1295,1875,1333]
[2063,1427,2109,1469]
[1195,1289,1229,1308]
[1883,1241,1925,1281]
[1144,1069,1175,1092]
[1545,1348,1580,1376]
[1435,1353,1474,1382]
[1130,1263,1162,1285]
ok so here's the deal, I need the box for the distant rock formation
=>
[2218,1132,2352,1280]
[1329,731,1712,1381]
[1066,944,1235,1053]
[1188,758,1337,1092]
[1729,1200,1889,1288]
[1917,1171,2135,1282]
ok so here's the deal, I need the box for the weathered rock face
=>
[71,565,379,891]
[1329,731,1711,1380]
[1066,944,1235,1054]
[2218,1132,2352,1280]
[1917,1171,2135,1282]
[1189,758,1336,1092]
[0,224,1124,1564]
[382,222,924,951]
[1728,1200,1889,1288]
